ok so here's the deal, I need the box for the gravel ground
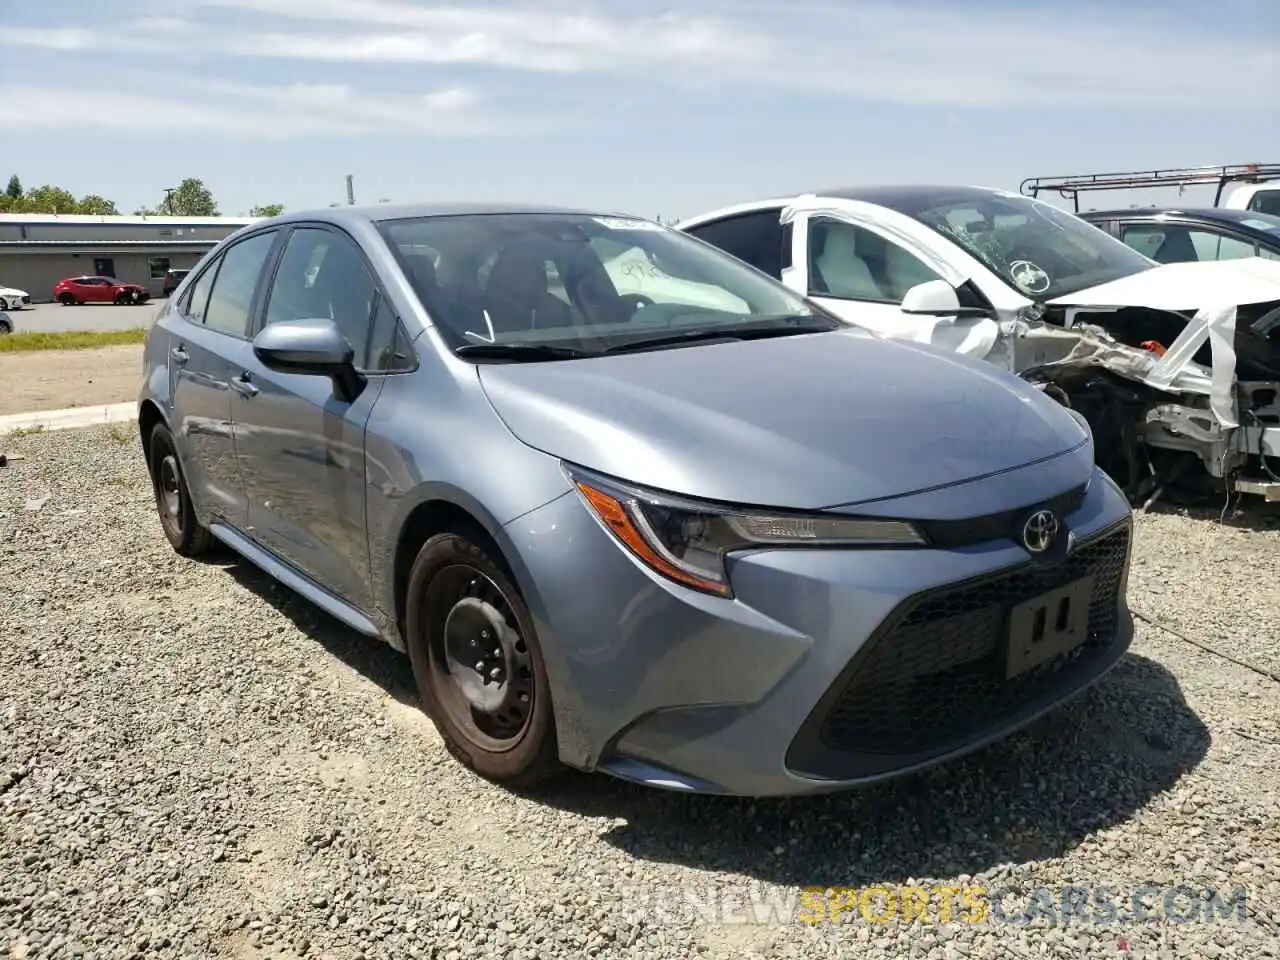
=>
[1,426,1278,960]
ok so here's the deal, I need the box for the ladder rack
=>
[1019,163,1280,211]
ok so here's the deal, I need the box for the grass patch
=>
[0,328,147,353]
[6,425,46,439]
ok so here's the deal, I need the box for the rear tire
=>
[405,532,562,789]
[147,422,213,557]
[0,317,11,335]
[57,292,77,305]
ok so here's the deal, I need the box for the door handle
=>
[230,373,259,398]
[170,346,189,365]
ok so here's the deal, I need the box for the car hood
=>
[476,329,1089,510]
[0,286,24,296]
[1048,256,1280,310]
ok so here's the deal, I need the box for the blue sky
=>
[4,0,1278,218]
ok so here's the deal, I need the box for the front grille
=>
[787,522,1131,778]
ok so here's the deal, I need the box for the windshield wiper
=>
[454,343,596,361]
[602,317,836,355]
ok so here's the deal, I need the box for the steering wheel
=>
[616,293,655,317]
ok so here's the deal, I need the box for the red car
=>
[54,276,151,306]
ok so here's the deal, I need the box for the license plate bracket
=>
[1005,576,1095,679]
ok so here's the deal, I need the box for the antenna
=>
[345,174,355,206]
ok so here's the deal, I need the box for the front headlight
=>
[566,464,925,598]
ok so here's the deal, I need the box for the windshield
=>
[377,213,840,356]
[908,194,1157,300]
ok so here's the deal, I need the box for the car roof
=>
[806,184,1010,212]
[1079,206,1271,222]
[259,201,641,226]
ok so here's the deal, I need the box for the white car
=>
[0,284,29,312]
[676,186,1280,504]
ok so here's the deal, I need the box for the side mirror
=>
[900,279,990,318]
[252,318,365,401]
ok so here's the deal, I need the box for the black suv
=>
[162,268,191,297]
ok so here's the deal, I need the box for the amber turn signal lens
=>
[575,482,731,597]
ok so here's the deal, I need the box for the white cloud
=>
[7,0,1277,108]
[201,0,768,72]
[0,81,510,140]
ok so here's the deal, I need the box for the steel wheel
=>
[429,565,535,750]
[147,422,213,557]
[405,531,561,787]
[157,453,184,534]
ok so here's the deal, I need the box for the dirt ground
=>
[0,345,142,415]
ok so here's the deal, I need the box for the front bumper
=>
[505,465,1134,798]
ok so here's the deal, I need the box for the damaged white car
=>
[675,187,1280,505]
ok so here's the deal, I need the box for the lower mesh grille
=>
[811,522,1131,763]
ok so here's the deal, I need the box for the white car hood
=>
[1046,257,1280,428]
[0,286,25,297]
[1048,257,1280,311]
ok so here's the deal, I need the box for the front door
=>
[231,224,387,612]
[790,211,1004,359]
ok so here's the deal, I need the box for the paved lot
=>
[2,300,163,335]
[1,427,1278,959]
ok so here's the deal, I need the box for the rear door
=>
[167,229,282,528]
[230,222,398,611]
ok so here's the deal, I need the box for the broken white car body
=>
[675,187,1280,502]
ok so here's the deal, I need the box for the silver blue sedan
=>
[137,202,1134,797]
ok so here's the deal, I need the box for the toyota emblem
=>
[1022,509,1059,554]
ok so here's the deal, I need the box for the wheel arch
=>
[390,489,539,643]
[138,399,168,476]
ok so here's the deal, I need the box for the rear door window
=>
[202,231,279,337]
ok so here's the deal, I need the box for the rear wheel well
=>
[393,500,513,635]
[138,401,165,475]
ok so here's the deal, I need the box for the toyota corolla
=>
[137,202,1135,797]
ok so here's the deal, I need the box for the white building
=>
[0,213,259,301]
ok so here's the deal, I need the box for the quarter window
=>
[808,218,944,303]
[181,256,221,324]
[203,231,277,337]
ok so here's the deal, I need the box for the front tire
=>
[0,297,8,311]
[0,317,11,335]
[147,422,213,557]
[405,532,561,788]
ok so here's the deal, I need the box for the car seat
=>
[483,240,574,334]
[813,224,884,300]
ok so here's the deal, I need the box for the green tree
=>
[18,185,81,214]
[5,175,21,201]
[249,203,285,217]
[166,177,219,216]
[77,195,120,215]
